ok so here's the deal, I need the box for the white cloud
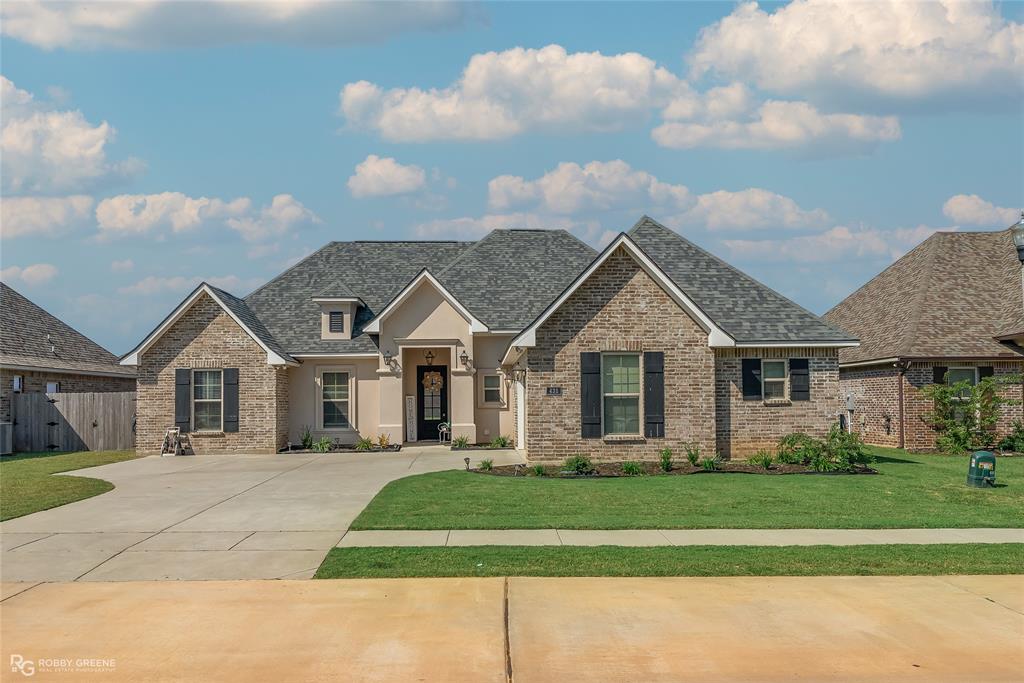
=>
[117,273,262,296]
[689,0,1023,108]
[110,259,134,272]
[348,154,427,198]
[670,189,830,231]
[225,194,320,242]
[1,1,474,50]
[1,263,58,286]
[652,99,900,153]
[413,212,598,241]
[96,192,250,237]
[723,224,952,263]
[341,44,682,141]
[942,194,1019,227]
[0,195,93,238]
[1,75,141,194]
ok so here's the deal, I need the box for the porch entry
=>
[416,364,449,441]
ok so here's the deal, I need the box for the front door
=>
[416,365,448,441]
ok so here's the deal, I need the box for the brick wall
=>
[525,247,716,462]
[0,368,135,423]
[836,364,901,447]
[135,293,288,455]
[715,348,842,459]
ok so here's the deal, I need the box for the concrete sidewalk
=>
[337,527,1024,547]
[2,575,1021,681]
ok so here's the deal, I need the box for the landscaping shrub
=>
[684,444,700,467]
[312,436,332,453]
[531,464,546,477]
[921,374,1021,454]
[355,436,374,452]
[749,449,774,470]
[479,459,493,471]
[777,432,821,464]
[823,424,872,468]
[564,454,593,475]
[490,435,512,448]
[622,461,643,476]
[451,435,470,448]
[700,455,719,471]
[998,420,1024,452]
[660,448,674,472]
[377,433,391,449]
[300,425,313,450]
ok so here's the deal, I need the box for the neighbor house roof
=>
[0,282,135,377]
[628,217,857,345]
[824,229,1024,365]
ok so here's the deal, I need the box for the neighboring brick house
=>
[1,283,136,426]
[824,225,1024,451]
[123,217,858,459]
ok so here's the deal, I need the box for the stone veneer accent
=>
[525,247,716,462]
[841,360,1023,451]
[135,293,288,455]
[0,368,135,423]
[714,348,842,459]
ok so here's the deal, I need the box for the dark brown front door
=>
[416,365,448,440]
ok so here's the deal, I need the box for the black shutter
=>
[223,368,239,433]
[741,359,762,400]
[644,352,665,438]
[175,369,191,432]
[581,352,601,439]
[790,358,810,401]
[978,366,994,380]
[933,366,948,384]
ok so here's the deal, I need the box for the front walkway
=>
[338,527,1024,547]
[2,575,1021,681]
[0,446,523,582]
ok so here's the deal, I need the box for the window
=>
[12,375,23,393]
[45,381,60,394]
[192,370,222,431]
[602,353,641,435]
[482,374,502,404]
[947,367,977,398]
[762,360,787,400]
[322,371,351,429]
[328,311,344,334]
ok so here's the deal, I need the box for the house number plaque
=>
[546,387,563,396]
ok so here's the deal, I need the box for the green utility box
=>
[967,451,996,488]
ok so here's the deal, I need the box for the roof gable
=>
[362,269,488,334]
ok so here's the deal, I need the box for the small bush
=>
[451,435,470,448]
[659,448,673,472]
[777,432,822,464]
[490,435,512,448]
[700,455,719,471]
[824,424,872,468]
[810,450,838,472]
[479,459,494,471]
[622,461,643,476]
[377,433,390,449]
[684,444,700,467]
[355,436,374,452]
[564,454,593,475]
[998,420,1024,452]
[300,425,313,450]
[531,464,546,477]
[312,436,332,453]
[749,449,774,470]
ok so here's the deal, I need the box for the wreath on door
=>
[422,371,443,392]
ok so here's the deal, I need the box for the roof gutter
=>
[0,363,136,379]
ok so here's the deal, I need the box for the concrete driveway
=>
[1,575,1021,681]
[0,446,523,582]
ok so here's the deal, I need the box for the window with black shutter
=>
[644,352,665,438]
[790,358,810,401]
[223,368,239,433]
[580,352,601,439]
[175,368,191,432]
[741,358,761,400]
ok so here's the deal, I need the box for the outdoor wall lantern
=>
[459,349,471,368]
[424,349,435,365]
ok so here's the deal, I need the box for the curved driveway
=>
[0,446,523,582]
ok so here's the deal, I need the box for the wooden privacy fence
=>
[12,392,135,452]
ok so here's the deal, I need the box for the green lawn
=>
[315,543,1024,579]
[351,448,1024,530]
[0,450,139,521]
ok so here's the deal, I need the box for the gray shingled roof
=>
[824,229,1024,364]
[206,285,297,364]
[1,282,135,376]
[628,217,857,344]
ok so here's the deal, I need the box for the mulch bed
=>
[451,444,513,451]
[474,461,877,477]
[280,445,402,454]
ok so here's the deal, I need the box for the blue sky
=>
[2,0,1022,354]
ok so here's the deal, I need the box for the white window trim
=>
[191,369,223,433]
[600,352,643,437]
[315,364,358,432]
[12,375,23,393]
[478,371,506,408]
[761,359,789,401]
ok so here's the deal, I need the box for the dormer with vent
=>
[313,280,363,341]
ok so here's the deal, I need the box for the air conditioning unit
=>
[0,422,12,456]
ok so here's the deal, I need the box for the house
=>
[824,225,1024,450]
[1,283,137,425]
[122,217,858,460]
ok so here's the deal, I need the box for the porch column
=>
[377,360,403,444]
[450,339,476,443]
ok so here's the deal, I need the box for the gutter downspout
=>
[895,359,911,449]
